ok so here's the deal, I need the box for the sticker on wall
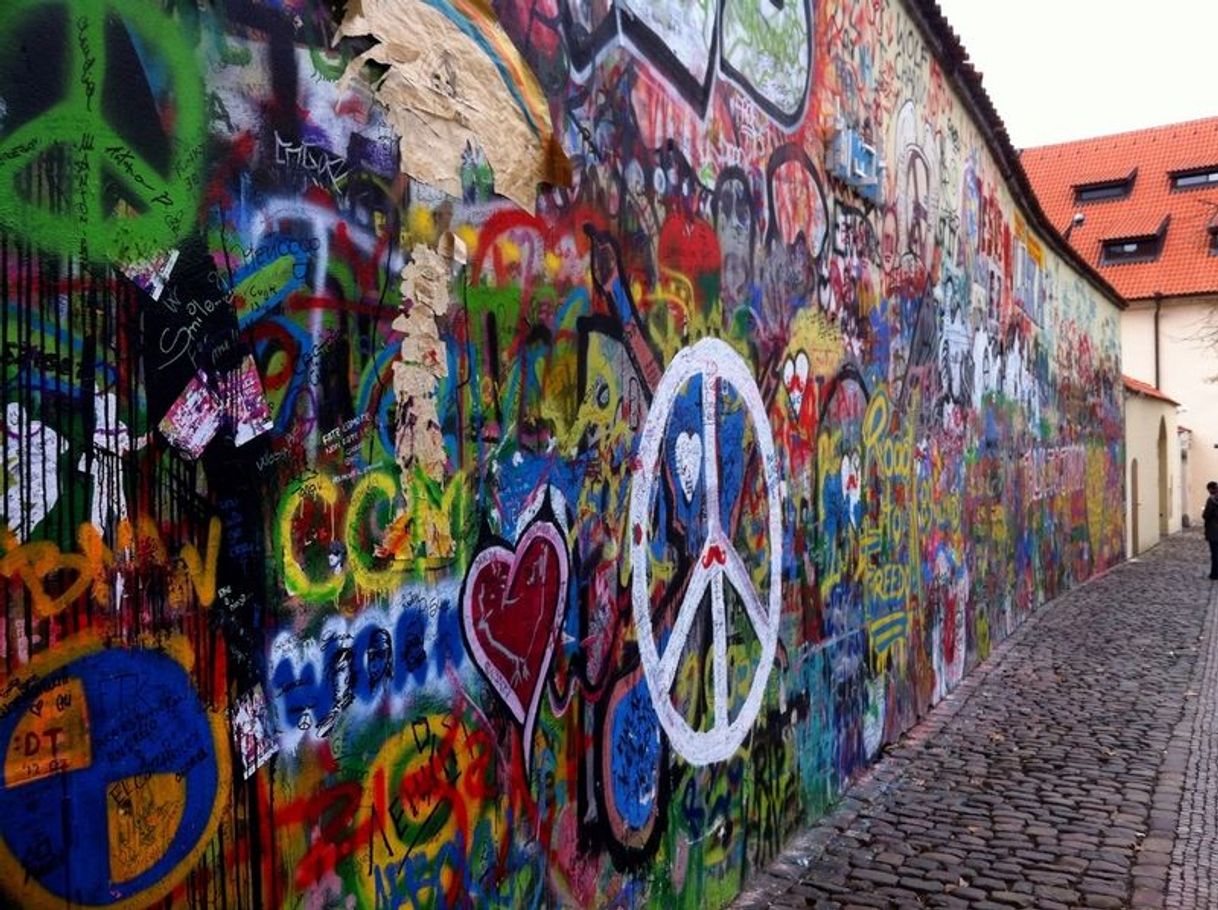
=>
[629,338,783,766]
[220,355,274,447]
[118,249,180,303]
[160,373,224,459]
[229,684,279,780]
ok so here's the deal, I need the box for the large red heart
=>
[461,522,568,769]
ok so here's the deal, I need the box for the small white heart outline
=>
[674,431,703,502]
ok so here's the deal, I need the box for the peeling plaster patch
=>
[336,0,565,212]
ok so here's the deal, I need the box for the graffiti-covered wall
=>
[0,0,1123,907]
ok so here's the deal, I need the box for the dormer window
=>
[1101,216,1170,265]
[1171,166,1218,190]
[1209,224,1218,256]
[1103,237,1159,263]
[1074,170,1136,203]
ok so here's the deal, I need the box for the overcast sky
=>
[932,1,1218,149]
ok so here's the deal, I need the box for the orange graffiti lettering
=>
[0,516,222,618]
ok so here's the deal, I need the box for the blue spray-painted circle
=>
[608,672,662,830]
[0,649,220,906]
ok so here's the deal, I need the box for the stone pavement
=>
[734,532,1218,910]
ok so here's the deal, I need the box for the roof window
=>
[1074,170,1136,203]
[1102,237,1160,263]
[1171,166,1218,190]
[1101,216,1170,265]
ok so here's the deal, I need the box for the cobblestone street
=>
[735,532,1217,910]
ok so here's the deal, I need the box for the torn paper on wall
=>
[399,241,452,319]
[119,248,181,302]
[160,373,224,460]
[229,684,279,780]
[161,357,272,459]
[393,242,451,483]
[219,355,273,447]
[392,364,448,472]
[438,230,469,266]
[397,335,448,371]
[387,240,458,558]
[336,0,569,212]
[3,403,66,543]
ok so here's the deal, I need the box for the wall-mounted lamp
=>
[1064,212,1085,242]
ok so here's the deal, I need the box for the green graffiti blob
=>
[0,0,205,262]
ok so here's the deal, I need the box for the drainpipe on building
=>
[1153,292,1162,389]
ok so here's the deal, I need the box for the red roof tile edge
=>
[1073,168,1138,190]
[1104,214,1171,245]
[1123,374,1180,406]
[1027,115,1218,152]
[904,0,1126,310]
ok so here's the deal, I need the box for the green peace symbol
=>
[0,0,206,262]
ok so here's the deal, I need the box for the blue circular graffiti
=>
[0,648,222,907]
[609,673,662,830]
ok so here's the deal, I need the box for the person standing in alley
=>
[1204,481,1218,579]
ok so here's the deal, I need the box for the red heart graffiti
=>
[461,522,568,769]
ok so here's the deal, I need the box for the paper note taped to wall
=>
[337,0,569,212]
[160,373,224,460]
[230,684,279,780]
[220,355,274,447]
[400,243,452,318]
[160,356,272,459]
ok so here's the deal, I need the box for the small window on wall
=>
[1172,167,1218,190]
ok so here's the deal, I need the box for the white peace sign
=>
[629,338,783,766]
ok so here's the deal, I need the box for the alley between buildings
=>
[735,532,1217,910]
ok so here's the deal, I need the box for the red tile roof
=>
[1123,374,1180,406]
[1023,118,1218,300]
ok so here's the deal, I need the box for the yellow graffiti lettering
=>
[861,391,918,667]
[1,516,220,618]
[177,517,222,608]
[346,471,405,596]
[0,538,93,619]
[279,473,344,603]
